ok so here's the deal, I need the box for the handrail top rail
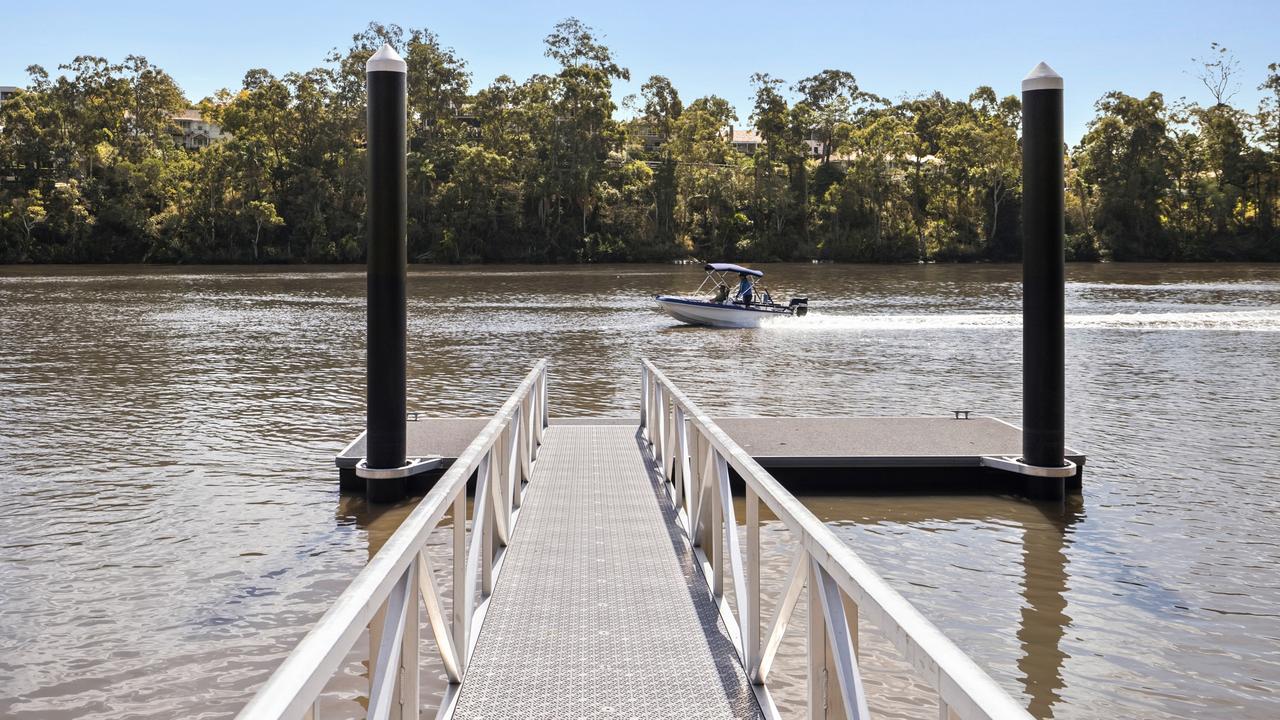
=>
[238,359,548,719]
[641,359,1031,720]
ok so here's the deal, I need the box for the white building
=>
[171,109,228,150]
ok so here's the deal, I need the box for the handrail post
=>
[651,377,659,448]
[656,386,666,471]
[518,396,527,470]
[710,451,724,597]
[674,408,687,509]
[540,368,548,429]
[516,402,530,507]
[506,414,521,525]
[481,450,496,596]
[695,435,714,548]
[670,394,680,479]
[808,558,828,720]
[640,370,648,429]
[369,572,411,720]
[491,431,508,545]
[746,487,761,675]
[688,429,702,540]
[452,488,468,675]
[400,561,420,720]
[368,599,392,720]
[814,562,869,720]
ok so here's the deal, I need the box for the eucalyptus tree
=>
[793,69,883,165]
[535,17,630,259]
[818,108,913,261]
[638,75,683,248]
[667,95,742,258]
[747,73,807,257]
[1257,64,1280,244]
[1076,92,1176,259]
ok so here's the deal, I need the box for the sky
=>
[2,0,1278,143]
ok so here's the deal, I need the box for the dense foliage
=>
[2,22,1278,263]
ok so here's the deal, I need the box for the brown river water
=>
[1,263,1278,719]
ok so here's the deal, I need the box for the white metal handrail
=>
[640,360,1033,720]
[239,360,549,720]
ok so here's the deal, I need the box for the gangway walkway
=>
[452,425,761,718]
[238,360,1034,720]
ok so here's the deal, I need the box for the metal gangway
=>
[237,360,1033,720]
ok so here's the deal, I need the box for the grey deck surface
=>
[452,425,763,719]
[337,416,1084,470]
[715,416,1085,468]
[335,418,631,468]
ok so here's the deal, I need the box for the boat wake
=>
[761,307,1280,332]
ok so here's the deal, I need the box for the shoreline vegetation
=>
[1,21,1278,265]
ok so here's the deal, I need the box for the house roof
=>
[731,129,763,144]
[173,108,204,121]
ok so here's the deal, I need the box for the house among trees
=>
[728,127,763,155]
[0,86,18,136]
[637,123,665,154]
[726,127,825,158]
[170,109,227,150]
[802,134,825,158]
[726,126,828,158]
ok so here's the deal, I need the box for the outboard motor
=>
[789,297,809,317]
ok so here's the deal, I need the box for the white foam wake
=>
[762,308,1280,332]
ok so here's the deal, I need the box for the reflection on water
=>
[743,497,1084,720]
[1,263,1279,719]
[326,496,459,718]
[709,494,1083,720]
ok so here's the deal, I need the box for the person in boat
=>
[736,273,754,305]
[711,282,730,303]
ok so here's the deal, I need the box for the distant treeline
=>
[1,22,1278,264]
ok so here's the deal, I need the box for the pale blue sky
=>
[3,0,1277,143]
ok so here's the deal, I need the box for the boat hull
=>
[655,296,791,328]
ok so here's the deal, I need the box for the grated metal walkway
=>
[452,425,763,719]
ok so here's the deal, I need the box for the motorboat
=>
[656,263,808,328]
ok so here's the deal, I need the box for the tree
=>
[436,144,520,261]
[245,200,283,260]
[45,180,94,261]
[537,18,630,258]
[668,95,743,258]
[1255,63,1280,247]
[6,190,47,260]
[639,75,683,140]
[1076,92,1175,259]
[636,75,684,249]
[1192,42,1240,107]
[794,69,883,164]
[968,89,1021,255]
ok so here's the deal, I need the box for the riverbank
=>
[2,257,1279,269]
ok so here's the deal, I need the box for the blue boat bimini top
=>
[704,262,763,277]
